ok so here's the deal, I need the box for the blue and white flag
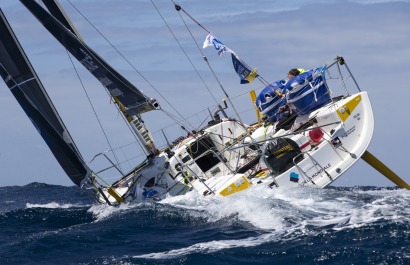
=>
[203,33,231,56]
[231,53,258,84]
[203,34,257,84]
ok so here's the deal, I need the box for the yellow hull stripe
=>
[336,94,362,122]
[219,176,251,197]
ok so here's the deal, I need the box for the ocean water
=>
[0,183,409,265]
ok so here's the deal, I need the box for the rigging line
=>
[172,1,270,89]
[159,100,221,131]
[150,0,219,106]
[111,102,149,156]
[152,100,224,135]
[107,139,142,153]
[230,89,257,100]
[64,49,123,171]
[62,0,168,157]
[161,104,217,134]
[195,107,218,132]
[162,85,251,132]
[161,109,195,131]
[65,0,187,124]
[170,0,209,34]
[257,75,270,86]
[171,2,245,124]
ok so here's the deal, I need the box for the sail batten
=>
[9,77,36,90]
[0,9,91,186]
[20,0,160,116]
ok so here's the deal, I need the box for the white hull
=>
[97,91,373,205]
[255,92,373,189]
[2,3,407,207]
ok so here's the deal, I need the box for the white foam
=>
[163,186,410,230]
[134,231,284,259]
[135,186,410,259]
[161,185,295,230]
[87,202,150,221]
[26,202,81,209]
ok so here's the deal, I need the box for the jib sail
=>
[21,0,160,117]
[0,9,91,186]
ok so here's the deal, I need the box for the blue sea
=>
[0,183,409,265]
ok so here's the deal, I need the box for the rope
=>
[64,0,153,162]
[170,1,247,123]
[64,49,123,171]
[171,0,271,89]
[150,0,220,106]
[172,1,209,33]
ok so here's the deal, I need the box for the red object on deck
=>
[309,128,324,143]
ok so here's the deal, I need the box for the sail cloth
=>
[41,0,80,38]
[255,80,287,122]
[284,67,331,115]
[0,9,91,186]
[203,33,258,84]
[20,0,160,117]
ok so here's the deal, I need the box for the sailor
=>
[284,66,331,115]
[278,68,306,113]
[257,67,308,129]
[287,68,306,81]
[273,68,307,130]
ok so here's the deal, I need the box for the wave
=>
[26,202,85,209]
[87,203,141,221]
[134,232,282,259]
[133,185,410,260]
[1,183,409,264]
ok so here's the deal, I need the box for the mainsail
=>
[0,9,91,186]
[41,0,82,38]
[20,0,160,117]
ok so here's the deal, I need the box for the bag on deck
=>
[256,80,287,122]
[284,67,331,115]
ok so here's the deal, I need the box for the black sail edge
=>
[20,0,160,116]
[41,0,80,38]
[0,9,91,186]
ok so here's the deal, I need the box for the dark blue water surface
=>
[0,183,409,265]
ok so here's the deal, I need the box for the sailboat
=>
[1,0,408,206]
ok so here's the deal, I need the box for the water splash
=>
[134,186,410,260]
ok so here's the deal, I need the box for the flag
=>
[231,53,258,84]
[202,33,231,56]
[203,34,257,84]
